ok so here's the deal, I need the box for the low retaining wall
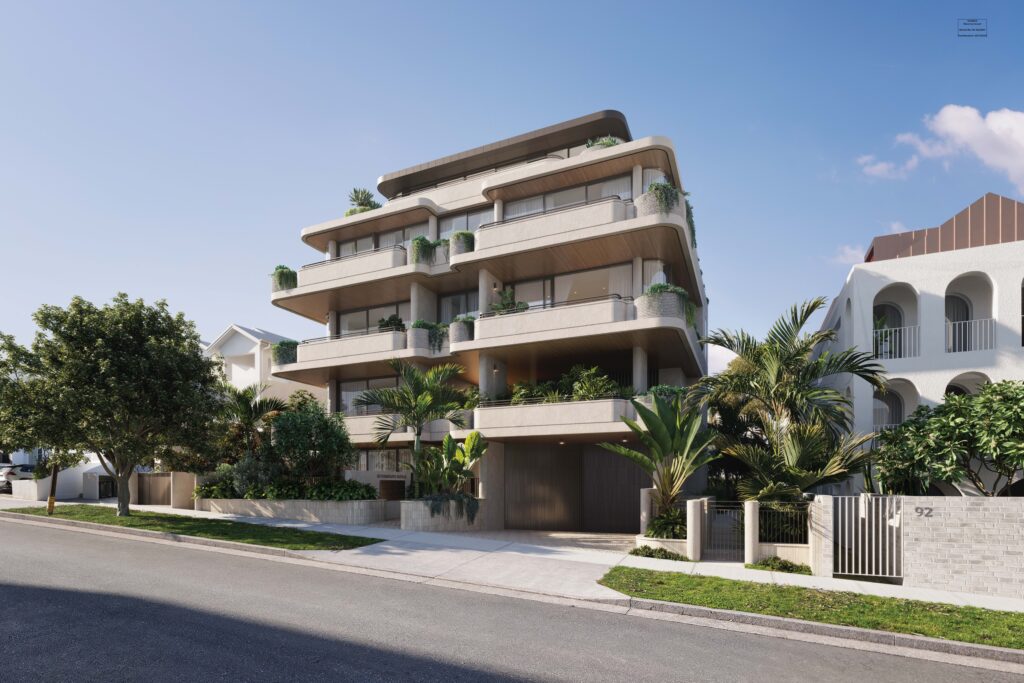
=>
[903,496,1024,599]
[400,499,492,532]
[634,535,688,556]
[757,542,810,566]
[195,498,387,526]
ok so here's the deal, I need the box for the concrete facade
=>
[269,111,707,533]
[902,496,1024,598]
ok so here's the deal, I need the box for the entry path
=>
[2,496,1022,611]
[2,521,1019,682]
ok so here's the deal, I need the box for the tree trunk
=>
[47,464,59,515]
[116,473,132,516]
[412,430,422,499]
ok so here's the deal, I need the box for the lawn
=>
[7,505,381,552]
[600,567,1024,650]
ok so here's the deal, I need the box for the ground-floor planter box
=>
[400,499,492,532]
[195,497,387,525]
[634,535,688,556]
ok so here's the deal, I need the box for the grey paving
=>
[1,520,1018,682]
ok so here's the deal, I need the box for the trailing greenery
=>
[450,230,475,251]
[586,136,620,148]
[345,187,381,216]
[601,567,1024,650]
[271,340,298,364]
[451,314,476,325]
[422,492,480,524]
[600,396,718,517]
[644,283,697,326]
[410,235,449,264]
[647,181,681,214]
[645,507,687,539]
[872,381,1024,496]
[9,505,380,551]
[630,545,689,561]
[377,314,405,332]
[746,556,811,575]
[684,191,697,247]
[508,365,632,405]
[410,320,448,352]
[271,265,297,291]
[489,288,528,315]
[693,298,885,501]
[409,432,488,522]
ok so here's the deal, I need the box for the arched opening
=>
[872,283,919,359]
[872,378,918,430]
[945,273,994,352]
[944,371,990,396]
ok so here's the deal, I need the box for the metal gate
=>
[702,501,744,561]
[137,472,171,506]
[833,495,903,579]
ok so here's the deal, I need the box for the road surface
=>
[0,520,1016,682]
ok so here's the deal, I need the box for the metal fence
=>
[872,325,920,359]
[833,495,903,579]
[759,502,809,544]
[702,501,744,561]
[946,318,995,353]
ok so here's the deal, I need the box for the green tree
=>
[598,396,718,517]
[35,450,87,514]
[272,399,356,483]
[223,383,287,458]
[412,431,488,496]
[1,295,224,516]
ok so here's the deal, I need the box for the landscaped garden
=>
[600,566,1024,650]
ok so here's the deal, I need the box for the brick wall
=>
[902,497,1024,599]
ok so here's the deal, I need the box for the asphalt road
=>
[0,520,1017,682]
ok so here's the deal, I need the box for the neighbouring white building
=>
[821,192,1024,493]
[203,324,325,404]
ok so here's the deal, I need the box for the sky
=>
[2,1,1023,373]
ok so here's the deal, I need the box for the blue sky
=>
[2,1,1022,371]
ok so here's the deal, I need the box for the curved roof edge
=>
[376,110,632,199]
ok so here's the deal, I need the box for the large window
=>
[339,377,399,416]
[354,448,413,471]
[508,263,633,309]
[438,290,480,323]
[502,175,632,221]
[335,302,411,336]
[642,259,671,292]
[439,207,493,239]
[338,223,428,257]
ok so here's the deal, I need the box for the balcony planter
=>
[449,231,475,257]
[449,319,474,343]
[408,321,448,353]
[637,292,685,320]
[271,340,298,365]
[271,265,297,292]
[635,181,682,218]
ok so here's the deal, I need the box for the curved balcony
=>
[297,246,408,288]
[460,397,635,440]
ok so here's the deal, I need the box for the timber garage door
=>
[581,447,650,534]
[137,472,171,505]
[504,445,581,531]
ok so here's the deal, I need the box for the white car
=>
[0,464,35,493]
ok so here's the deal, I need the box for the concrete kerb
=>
[3,510,1023,672]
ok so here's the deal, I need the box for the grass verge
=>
[745,556,811,575]
[599,567,1024,650]
[6,505,380,552]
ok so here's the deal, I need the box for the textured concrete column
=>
[327,380,338,414]
[639,487,654,535]
[632,256,643,299]
[326,239,337,260]
[477,442,505,530]
[632,346,648,393]
[686,498,703,561]
[326,310,337,336]
[427,215,438,241]
[479,269,502,311]
[410,282,437,323]
[744,500,759,565]
[493,199,503,223]
[809,495,833,576]
[631,164,643,199]
[478,354,507,399]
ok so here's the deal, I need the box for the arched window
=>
[873,303,903,328]
[945,295,971,323]
[872,389,904,427]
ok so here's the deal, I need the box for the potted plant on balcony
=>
[409,320,448,353]
[489,288,528,315]
[635,180,682,218]
[410,236,449,264]
[377,314,405,333]
[345,187,382,217]
[449,231,475,257]
[583,136,621,153]
[449,314,475,343]
[271,340,299,365]
[637,283,696,326]
[270,265,297,292]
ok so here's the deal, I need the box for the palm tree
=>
[724,420,874,500]
[598,396,718,517]
[413,431,488,496]
[224,383,287,456]
[353,359,468,490]
[348,187,381,211]
[692,297,884,436]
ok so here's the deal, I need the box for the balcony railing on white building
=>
[945,318,996,353]
[872,325,920,360]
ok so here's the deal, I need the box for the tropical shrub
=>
[586,136,620,148]
[507,366,629,404]
[345,188,381,216]
[411,320,448,352]
[645,507,687,539]
[272,400,356,481]
[648,384,687,401]
[630,545,688,561]
[377,314,405,332]
[271,265,297,291]
[410,432,488,522]
[452,314,476,325]
[451,231,475,251]
[490,288,528,315]
[271,340,298,364]
[647,181,681,214]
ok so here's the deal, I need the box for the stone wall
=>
[808,495,833,577]
[196,498,387,526]
[400,500,494,532]
[902,496,1024,598]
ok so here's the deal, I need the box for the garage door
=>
[137,472,171,505]
[581,446,650,533]
[504,445,581,531]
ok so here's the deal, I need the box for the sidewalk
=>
[3,496,1022,612]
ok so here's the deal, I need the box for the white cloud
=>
[861,105,1024,192]
[707,345,738,375]
[888,221,906,233]
[832,244,865,265]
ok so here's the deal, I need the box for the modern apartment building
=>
[821,193,1024,492]
[270,111,706,532]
